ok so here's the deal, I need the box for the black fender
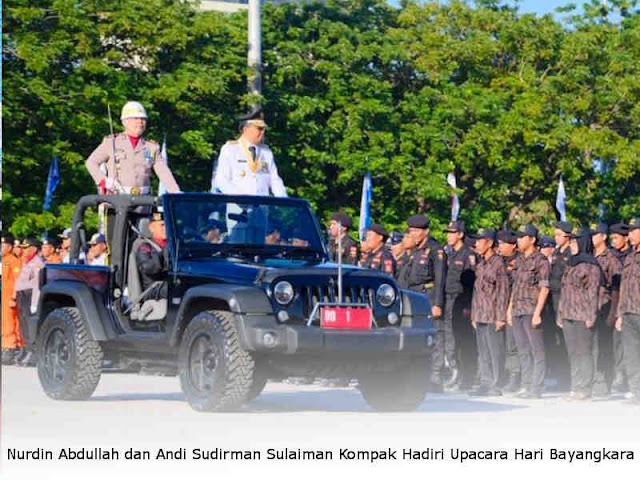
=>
[170,284,274,348]
[36,281,112,343]
[400,289,435,333]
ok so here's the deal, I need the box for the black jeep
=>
[29,193,435,411]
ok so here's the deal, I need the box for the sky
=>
[517,0,588,15]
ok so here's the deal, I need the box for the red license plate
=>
[320,307,372,330]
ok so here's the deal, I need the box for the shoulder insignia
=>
[350,246,357,256]
[14,267,21,273]
[145,139,158,147]
[437,250,444,259]
[384,259,393,273]
[469,255,476,266]
[226,140,239,145]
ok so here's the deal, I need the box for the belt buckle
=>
[130,187,140,195]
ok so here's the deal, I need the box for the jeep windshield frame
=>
[163,193,328,261]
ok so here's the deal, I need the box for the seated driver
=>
[136,212,168,298]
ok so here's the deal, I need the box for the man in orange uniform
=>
[2,234,25,364]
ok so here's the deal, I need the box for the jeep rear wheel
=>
[37,307,103,400]
[178,310,254,412]
[358,359,430,412]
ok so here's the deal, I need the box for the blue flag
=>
[359,172,372,242]
[43,156,60,211]
[555,177,567,222]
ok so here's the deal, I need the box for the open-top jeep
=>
[28,193,435,411]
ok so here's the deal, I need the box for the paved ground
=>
[1,366,638,478]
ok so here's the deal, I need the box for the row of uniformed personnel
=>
[327,212,640,403]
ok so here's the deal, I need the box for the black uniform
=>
[362,245,396,277]
[328,234,359,266]
[443,244,477,387]
[395,250,413,286]
[402,237,446,308]
[136,241,168,298]
[548,245,571,389]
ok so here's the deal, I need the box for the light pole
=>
[248,0,262,106]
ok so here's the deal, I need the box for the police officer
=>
[497,229,521,392]
[507,224,551,398]
[86,101,181,195]
[327,212,359,265]
[610,222,631,391]
[616,218,640,404]
[136,213,169,300]
[591,223,623,397]
[362,224,395,276]
[41,235,61,264]
[443,220,477,389]
[539,235,555,261]
[402,214,447,389]
[548,221,573,390]
[393,228,415,286]
[214,109,287,197]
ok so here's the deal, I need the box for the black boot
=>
[503,373,521,393]
[2,349,17,365]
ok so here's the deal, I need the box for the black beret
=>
[407,214,430,229]
[610,223,629,235]
[475,228,496,241]
[571,226,591,239]
[446,220,465,233]
[538,235,556,248]
[368,223,389,239]
[590,223,608,235]
[41,234,59,247]
[497,229,517,244]
[628,218,640,231]
[2,234,15,245]
[515,224,539,238]
[555,221,573,234]
[331,212,353,229]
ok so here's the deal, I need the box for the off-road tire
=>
[245,356,269,402]
[179,310,254,412]
[37,307,103,400]
[358,359,430,412]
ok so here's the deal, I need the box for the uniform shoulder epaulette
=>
[226,140,239,145]
[145,139,159,147]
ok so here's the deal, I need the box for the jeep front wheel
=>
[358,360,430,412]
[37,307,103,400]
[178,310,254,412]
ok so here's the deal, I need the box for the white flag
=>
[159,137,168,196]
[447,172,460,221]
[556,177,567,222]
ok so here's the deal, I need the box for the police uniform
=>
[362,224,396,276]
[548,221,573,390]
[443,221,477,388]
[86,133,180,195]
[498,229,521,391]
[402,215,446,387]
[327,212,359,265]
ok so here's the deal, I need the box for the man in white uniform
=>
[213,109,287,197]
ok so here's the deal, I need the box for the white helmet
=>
[121,101,147,120]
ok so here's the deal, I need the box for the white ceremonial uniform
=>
[214,139,287,197]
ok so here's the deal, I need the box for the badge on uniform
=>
[384,259,393,273]
[261,162,268,173]
[239,170,246,177]
[143,149,154,167]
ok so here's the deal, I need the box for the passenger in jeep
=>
[136,212,168,298]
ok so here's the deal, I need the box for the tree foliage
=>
[3,0,639,238]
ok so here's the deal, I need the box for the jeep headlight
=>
[376,283,396,307]
[273,281,294,305]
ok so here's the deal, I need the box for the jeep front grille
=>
[300,284,375,319]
